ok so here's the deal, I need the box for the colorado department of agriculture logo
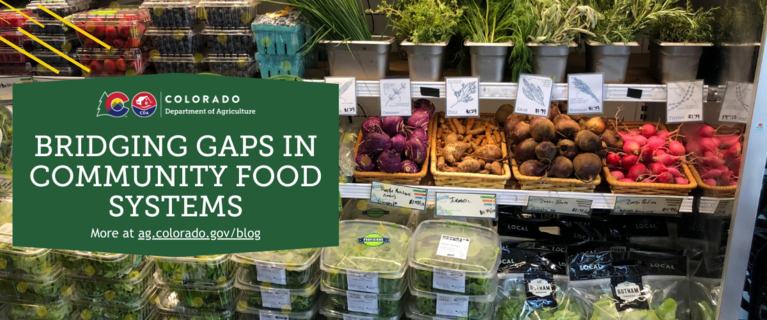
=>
[358,234,389,247]
[362,208,389,218]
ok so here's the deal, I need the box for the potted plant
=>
[370,0,463,81]
[459,0,518,82]
[715,0,764,83]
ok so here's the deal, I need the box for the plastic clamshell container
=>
[151,308,236,320]
[231,248,320,288]
[154,268,236,311]
[198,0,256,29]
[72,285,157,320]
[0,267,72,303]
[0,63,30,76]
[152,254,234,285]
[0,48,29,63]
[407,284,495,320]
[28,0,90,20]
[407,203,492,231]
[251,14,308,55]
[235,268,319,312]
[71,8,150,48]
[408,220,501,295]
[202,28,253,55]
[321,220,411,294]
[0,10,32,30]
[236,294,322,320]
[321,283,405,317]
[320,305,403,320]
[255,52,304,78]
[35,66,81,77]
[30,49,77,67]
[70,260,154,304]
[0,242,60,277]
[0,31,29,47]
[340,200,416,229]
[59,251,142,279]
[29,34,78,52]
[153,55,204,74]
[146,27,203,55]
[0,195,11,224]
[142,0,202,29]
[27,19,72,34]
[77,48,148,77]
[204,54,255,77]
[405,299,492,320]
[0,297,74,320]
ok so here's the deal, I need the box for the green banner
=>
[13,74,339,256]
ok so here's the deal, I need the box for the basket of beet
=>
[680,123,742,198]
[353,99,435,185]
[430,112,511,189]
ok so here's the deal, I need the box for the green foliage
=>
[583,0,692,43]
[414,296,493,319]
[76,303,152,320]
[324,272,402,294]
[241,249,319,288]
[369,0,463,44]
[413,268,493,295]
[649,2,716,43]
[0,107,12,172]
[72,262,150,304]
[176,285,235,312]
[695,301,716,320]
[0,271,68,303]
[588,297,679,320]
[9,301,73,320]
[715,0,765,43]
[529,0,602,44]
[156,255,234,285]
[60,252,141,278]
[0,245,58,276]
[495,297,584,320]
[460,0,517,43]
[325,291,402,316]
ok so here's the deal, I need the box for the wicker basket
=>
[602,121,697,196]
[689,162,737,198]
[511,158,601,192]
[430,112,511,189]
[352,116,433,185]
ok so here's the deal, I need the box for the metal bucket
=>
[528,42,575,83]
[721,43,760,83]
[586,40,639,84]
[465,40,513,82]
[321,36,395,80]
[649,39,711,83]
[400,40,449,81]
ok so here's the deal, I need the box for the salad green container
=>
[0,267,72,303]
[409,221,500,295]
[407,204,493,230]
[152,255,235,285]
[0,195,11,224]
[321,283,405,317]
[71,260,154,304]
[321,221,411,294]
[407,284,495,320]
[0,243,60,277]
[154,292,237,320]
[319,305,403,320]
[155,270,237,312]
[0,297,74,320]
[235,268,319,312]
[231,248,320,288]
[340,200,419,229]
[72,285,157,320]
[235,291,322,320]
[59,251,142,279]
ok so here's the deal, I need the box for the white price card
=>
[380,79,412,116]
[445,77,480,117]
[343,315,374,320]
[436,234,471,260]
[719,81,753,123]
[433,267,466,293]
[260,288,291,309]
[327,77,357,116]
[436,294,469,317]
[567,73,603,114]
[346,292,379,314]
[515,74,553,117]
[256,264,287,285]
[435,193,496,219]
[347,270,380,293]
[666,80,704,123]
[714,199,735,216]
[525,196,593,217]
[612,197,683,215]
[260,310,289,320]
[369,181,428,211]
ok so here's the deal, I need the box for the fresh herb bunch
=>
[715,0,765,43]
[0,106,12,172]
[370,0,463,44]
[71,262,151,304]
[173,284,236,312]
[649,2,716,43]
[460,0,516,43]
[584,0,693,43]
[9,301,73,320]
[414,296,492,319]
[413,268,493,295]
[60,252,141,278]
[0,270,69,303]
[155,255,234,285]
[237,249,319,288]
[239,288,316,311]
[529,0,602,44]
[75,303,152,320]
[0,245,59,276]
[325,291,402,316]
[495,296,584,320]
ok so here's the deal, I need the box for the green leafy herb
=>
[0,106,12,173]
[0,244,58,276]
[529,0,601,44]
[584,0,692,43]
[715,0,765,44]
[325,290,402,316]
[60,251,141,278]
[414,268,492,295]
[155,255,234,285]
[648,2,716,43]
[369,0,463,44]
[172,284,236,312]
[8,301,73,320]
[589,297,679,320]
[0,270,69,303]
[71,261,152,304]
[75,302,152,320]
[236,249,319,288]
[694,300,716,320]
[495,296,584,320]
[414,295,492,319]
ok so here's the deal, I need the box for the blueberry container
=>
[204,54,255,77]
[320,305,403,320]
[231,248,320,288]
[255,52,304,78]
[30,34,78,52]
[27,0,90,20]
[0,297,74,320]
[0,10,32,30]
[31,49,78,67]
[340,199,419,229]
[141,0,202,29]
[251,10,309,55]
[34,66,81,76]
[236,294,321,320]
[152,254,235,286]
[71,285,157,320]
[321,283,405,317]
[0,31,30,47]
[0,267,72,303]
[0,241,60,277]
[26,20,73,35]
[77,47,148,77]
[70,260,153,305]
[146,27,203,55]
[154,268,237,312]
[407,284,495,320]
[235,268,320,312]
[198,0,256,29]
[152,54,204,74]
[203,28,253,55]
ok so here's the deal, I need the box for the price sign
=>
[435,193,497,219]
[369,181,428,211]
[379,79,412,116]
[525,196,593,216]
[327,77,357,116]
[612,197,683,215]
[714,199,735,216]
[445,77,480,117]
[666,80,704,123]
[719,81,753,123]
[567,73,603,114]
[515,74,553,117]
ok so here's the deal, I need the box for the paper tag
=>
[719,81,753,123]
[515,74,553,117]
[380,79,412,116]
[526,278,554,298]
[260,288,291,309]
[346,292,379,314]
[347,270,380,293]
[436,234,471,260]
[260,310,289,320]
[256,264,287,285]
[433,267,466,293]
[526,196,592,216]
[567,74,603,114]
[369,182,428,211]
[435,193,496,219]
[614,281,642,301]
[436,294,469,317]
[714,199,735,216]
[612,197,683,215]
[327,77,357,116]
[343,315,374,320]
[445,77,479,117]
[666,80,704,123]
[0,223,11,244]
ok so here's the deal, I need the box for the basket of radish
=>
[602,121,698,196]
[680,124,742,198]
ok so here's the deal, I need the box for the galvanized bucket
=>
[586,40,639,83]
[465,40,513,82]
[320,36,395,80]
[720,43,760,83]
[528,42,576,83]
[400,40,449,81]
[649,39,711,83]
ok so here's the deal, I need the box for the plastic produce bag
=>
[339,118,362,183]
[689,255,724,320]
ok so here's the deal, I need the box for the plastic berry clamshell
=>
[204,54,255,77]
[77,47,148,77]
[202,28,253,55]
[71,8,150,49]
[0,10,32,30]
[231,248,320,288]
[141,0,202,29]
[234,268,320,312]
[70,260,154,305]
[26,19,73,35]
[27,0,90,20]
[145,27,203,55]
[30,49,78,67]
[152,54,204,74]
[154,269,236,312]
[29,33,78,52]
[0,31,30,48]
[0,234,60,278]
[198,0,256,29]
[321,283,405,317]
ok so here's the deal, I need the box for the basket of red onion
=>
[680,124,742,198]
[353,99,435,185]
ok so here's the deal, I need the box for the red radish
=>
[611,171,625,180]
[730,181,738,186]
[633,134,647,146]
[623,140,641,155]
[675,177,689,185]
[728,142,741,157]
[704,178,717,186]
[668,141,686,156]
[641,124,657,137]
[701,138,719,152]
[728,157,742,172]
[703,169,722,179]
[628,163,649,181]
[619,132,632,141]
[718,174,732,185]
[629,129,641,136]
[606,153,621,167]
[650,162,668,175]
[667,167,682,177]
[697,125,716,138]
[646,136,665,151]
[656,153,675,166]
[656,130,672,141]
[619,178,635,183]
[641,179,654,183]
[702,155,725,168]
[686,140,703,156]
[653,149,667,158]
[640,147,654,162]
[717,135,740,149]
[621,154,639,171]
[657,172,674,184]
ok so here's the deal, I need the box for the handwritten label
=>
[435,193,497,219]
[261,288,291,309]
[666,80,704,123]
[612,197,683,215]
[526,196,592,216]
[567,73,603,114]
[436,234,471,260]
[256,265,287,285]
[379,79,412,116]
[719,81,753,123]
[260,310,289,320]
[347,270,380,293]
[515,74,553,117]
[369,181,427,211]
[714,199,734,216]
[346,292,379,314]
[327,77,357,116]
[436,294,469,317]
[445,77,479,117]
[433,267,466,293]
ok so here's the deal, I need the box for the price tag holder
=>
[567,73,603,114]
[666,80,704,123]
[435,192,497,219]
[379,79,412,116]
[369,181,428,211]
[256,264,287,285]
[612,197,683,215]
[525,196,593,217]
[515,74,553,117]
[719,81,753,123]
[445,77,479,117]
[714,199,735,216]
[327,77,357,116]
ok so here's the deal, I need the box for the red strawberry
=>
[84,38,98,48]
[105,26,118,38]
[87,18,105,38]
[118,21,132,38]
[115,58,127,72]
[125,38,141,48]
[88,60,103,73]
[112,38,125,49]
[80,57,91,65]
[104,59,116,74]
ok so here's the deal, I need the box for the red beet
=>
[628,164,649,181]
[675,177,689,185]
[641,124,657,137]
[621,154,639,171]
[606,153,621,167]
[657,172,674,184]
[611,171,625,180]
[650,162,667,175]
[697,125,716,138]
[623,140,641,155]
[668,141,686,156]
